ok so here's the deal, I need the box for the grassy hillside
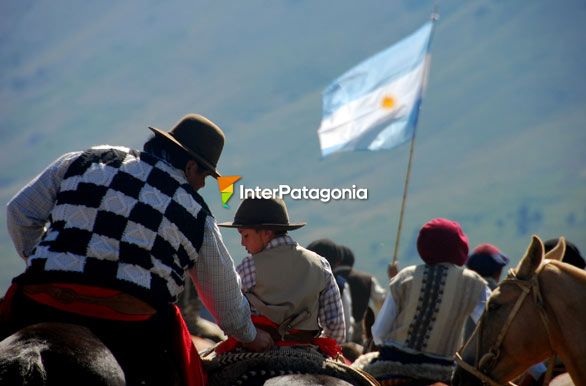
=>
[1,0,585,292]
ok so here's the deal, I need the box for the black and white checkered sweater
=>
[25,146,211,306]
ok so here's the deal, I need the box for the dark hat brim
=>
[148,126,221,178]
[218,222,306,231]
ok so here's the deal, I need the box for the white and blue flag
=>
[317,21,434,157]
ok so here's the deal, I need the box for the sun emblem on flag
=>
[381,95,396,110]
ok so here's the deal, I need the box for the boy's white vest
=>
[245,244,327,331]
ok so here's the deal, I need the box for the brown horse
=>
[453,236,586,386]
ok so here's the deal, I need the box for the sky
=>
[1,0,585,293]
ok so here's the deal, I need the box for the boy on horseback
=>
[217,197,346,357]
[368,218,490,383]
[1,114,273,386]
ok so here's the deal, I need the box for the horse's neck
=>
[541,262,586,384]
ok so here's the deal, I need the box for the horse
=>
[0,278,212,386]
[0,322,125,386]
[452,235,586,386]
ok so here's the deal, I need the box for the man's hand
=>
[241,327,274,352]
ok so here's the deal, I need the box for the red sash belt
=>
[171,303,207,386]
[21,283,156,321]
[0,282,18,326]
[215,315,343,359]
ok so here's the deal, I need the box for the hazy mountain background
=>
[1,0,585,295]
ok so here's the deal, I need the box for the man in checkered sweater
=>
[2,114,273,385]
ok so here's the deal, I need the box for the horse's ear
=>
[515,235,544,280]
[544,236,566,261]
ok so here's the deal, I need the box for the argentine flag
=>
[317,21,434,157]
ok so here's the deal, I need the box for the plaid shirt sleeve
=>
[318,258,346,344]
[235,254,256,292]
[6,151,81,259]
[190,217,256,342]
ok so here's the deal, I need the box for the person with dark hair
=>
[307,238,354,341]
[544,238,585,269]
[335,244,386,345]
[218,198,346,356]
[369,218,490,382]
[2,114,273,386]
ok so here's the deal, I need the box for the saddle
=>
[202,345,378,386]
[213,314,342,359]
[353,351,453,386]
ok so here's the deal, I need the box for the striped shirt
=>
[236,235,346,343]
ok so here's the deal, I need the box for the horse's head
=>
[453,235,565,386]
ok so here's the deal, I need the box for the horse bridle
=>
[454,263,555,386]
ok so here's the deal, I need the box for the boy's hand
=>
[241,327,274,352]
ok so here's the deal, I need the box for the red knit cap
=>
[472,243,500,256]
[416,218,469,266]
[471,243,509,266]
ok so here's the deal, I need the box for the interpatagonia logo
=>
[217,176,241,208]
[239,184,368,203]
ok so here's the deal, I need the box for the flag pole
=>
[391,130,417,266]
[391,7,439,267]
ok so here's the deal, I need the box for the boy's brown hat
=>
[218,198,305,231]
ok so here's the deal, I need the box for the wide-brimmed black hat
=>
[218,198,306,231]
[149,113,225,178]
